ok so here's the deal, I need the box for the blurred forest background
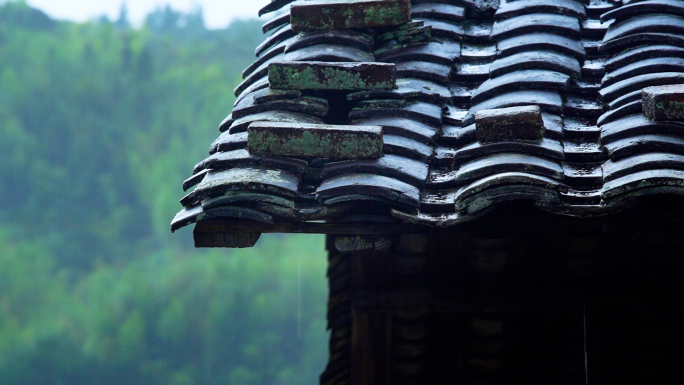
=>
[0,1,329,384]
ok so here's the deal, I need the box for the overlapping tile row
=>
[172,0,403,234]
[341,0,470,223]
[556,0,611,211]
[402,0,588,225]
[173,0,684,236]
[597,0,684,208]
[390,0,499,226]
[468,0,588,214]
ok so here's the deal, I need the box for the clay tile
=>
[642,84,684,122]
[290,0,411,33]
[268,61,397,91]
[475,105,545,143]
[248,122,384,159]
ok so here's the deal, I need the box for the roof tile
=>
[172,0,684,242]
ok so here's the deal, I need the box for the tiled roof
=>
[172,0,684,243]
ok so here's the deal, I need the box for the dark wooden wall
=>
[320,214,684,385]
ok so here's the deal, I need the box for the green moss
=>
[291,0,408,32]
[269,63,395,91]
[664,100,684,119]
[363,3,405,25]
[249,126,383,159]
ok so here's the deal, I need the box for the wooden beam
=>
[195,219,431,236]
[192,198,684,247]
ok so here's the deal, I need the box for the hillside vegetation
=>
[0,2,328,384]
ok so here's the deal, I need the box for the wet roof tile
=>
[290,0,411,32]
[172,0,684,242]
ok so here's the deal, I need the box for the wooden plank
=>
[192,204,684,241]
[349,249,392,385]
[351,309,390,385]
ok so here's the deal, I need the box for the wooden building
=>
[172,0,684,383]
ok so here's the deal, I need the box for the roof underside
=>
[172,0,684,246]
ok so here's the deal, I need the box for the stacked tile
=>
[172,0,411,236]
[329,1,464,217]
[379,1,493,226]
[296,0,428,219]
[317,94,435,213]
[172,0,684,237]
[559,0,612,209]
[460,107,569,216]
[598,0,684,206]
[422,0,497,225]
[444,0,586,217]
[450,0,497,107]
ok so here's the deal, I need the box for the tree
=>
[116,2,130,30]
[0,3,328,384]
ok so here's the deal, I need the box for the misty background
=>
[24,0,269,29]
[0,1,329,384]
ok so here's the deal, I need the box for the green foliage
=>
[0,232,328,385]
[0,0,54,30]
[0,2,329,384]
